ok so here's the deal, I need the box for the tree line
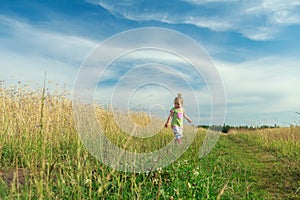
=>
[198,124,280,133]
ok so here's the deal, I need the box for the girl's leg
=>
[175,138,182,144]
[172,126,183,145]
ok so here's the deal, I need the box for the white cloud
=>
[90,0,300,41]
[0,15,98,88]
[216,56,300,124]
[0,50,75,88]
[182,0,239,4]
[246,0,300,25]
[183,16,233,31]
[240,26,278,41]
[0,15,97,64]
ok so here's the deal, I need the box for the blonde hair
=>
[174,93,183,104]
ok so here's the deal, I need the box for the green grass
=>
[1,129,299,199]
[0,85,299,199]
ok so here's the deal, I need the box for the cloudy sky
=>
[1,0,300,126]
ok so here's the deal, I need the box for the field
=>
[0,84,299,199]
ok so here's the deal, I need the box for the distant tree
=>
[197,125,209,129]
[222,124,230,133]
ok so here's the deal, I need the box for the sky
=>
[1,0,300,126]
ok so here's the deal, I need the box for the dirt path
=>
[223,134,300,199]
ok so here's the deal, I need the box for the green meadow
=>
[0,84,299,199]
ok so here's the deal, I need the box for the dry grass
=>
[0,83,299,199]
[0,83,174,198]
[229,126,300,159]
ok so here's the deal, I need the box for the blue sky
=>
[1,0,300,126]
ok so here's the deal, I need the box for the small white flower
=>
[84,179,91,185]
[193,170,199,176]
[156,167,162,173]
[173,188,179,195]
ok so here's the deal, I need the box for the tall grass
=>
[0,83,194,199]
[1,83,298,199]
[230,127,300,159]
[228,128,300,199]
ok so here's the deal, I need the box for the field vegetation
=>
[0,83,299,199]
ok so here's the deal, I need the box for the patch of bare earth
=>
[0,168,29,187]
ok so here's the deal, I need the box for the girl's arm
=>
[165,111,173,128]
[183,113,192,123]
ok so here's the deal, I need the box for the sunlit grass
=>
[230,127,300,159]
[0,83,299,199]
